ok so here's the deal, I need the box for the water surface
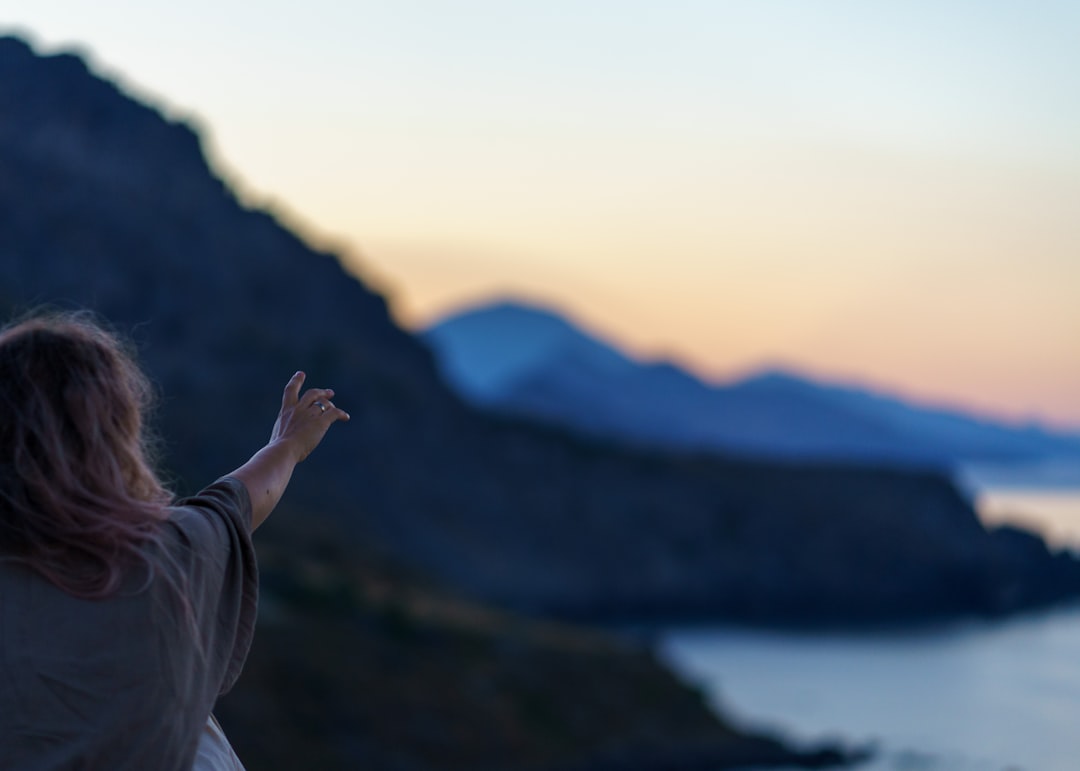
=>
[662,487,1080,771]
[664,605,1080,770]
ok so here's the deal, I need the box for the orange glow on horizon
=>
[343,236,1080,433]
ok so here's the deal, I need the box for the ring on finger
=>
[312,401,328,413]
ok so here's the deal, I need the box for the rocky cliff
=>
[0,36,889,769]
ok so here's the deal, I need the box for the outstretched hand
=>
[270,371,351,463]
[229,371,350,530]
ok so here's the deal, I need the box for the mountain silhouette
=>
[0,36,899,768]
[426,299,1080,466]
[2,33,1079,636]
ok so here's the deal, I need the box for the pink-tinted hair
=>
[0,310,174,598]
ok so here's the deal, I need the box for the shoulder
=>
[158,476,256,596]
[166,477,253,548]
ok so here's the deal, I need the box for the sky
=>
[3,1,1079,428]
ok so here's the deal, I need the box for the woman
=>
[0,311,349,769]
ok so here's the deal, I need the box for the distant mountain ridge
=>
[424,300,1080,467]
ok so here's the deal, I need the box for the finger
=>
[300,387,335,408]
[283,371,305,408]
[311,398,349,422]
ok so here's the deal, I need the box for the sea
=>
[661,461,1080,771]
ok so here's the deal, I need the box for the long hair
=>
[0,310,174,598]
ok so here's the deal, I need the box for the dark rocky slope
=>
[217,529,864,770]
[1,34,1077,629]
[0,35,875,770]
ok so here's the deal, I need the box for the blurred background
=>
[2,2,1079,769]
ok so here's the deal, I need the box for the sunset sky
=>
[4,2,1079,428]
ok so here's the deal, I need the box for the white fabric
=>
[192,714,247,771]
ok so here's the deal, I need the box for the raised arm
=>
[228,371,350,530]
